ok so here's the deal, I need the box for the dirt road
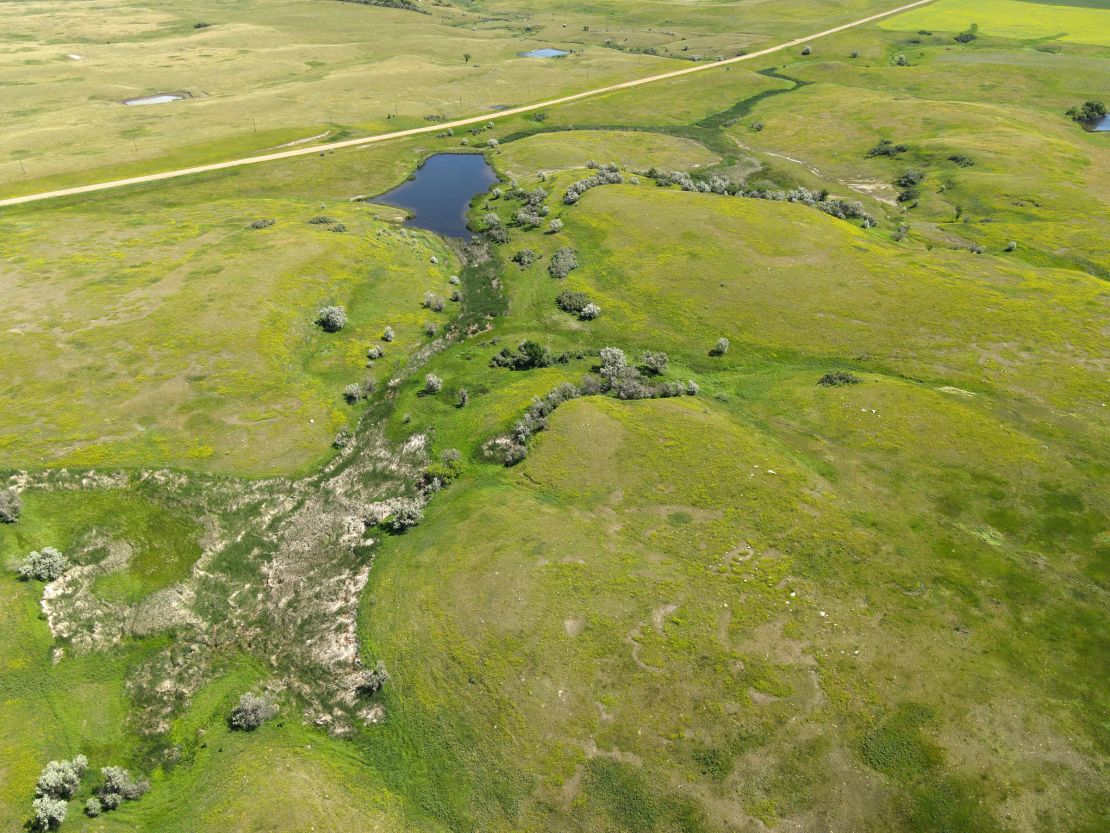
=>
[0,0,934,208]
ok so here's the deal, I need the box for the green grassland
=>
[1,1,1109,832]
[879,0,1110,45]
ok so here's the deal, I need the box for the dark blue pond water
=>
[375,153,496,238]
[1093,114,1110,132]
[521,48,569,58]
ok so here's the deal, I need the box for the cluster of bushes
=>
[954,24,978,43]
[490,340,554,370]
[866,139,908,158]
[336,0,425,13]
[595,347,696,401]
[947,154,974,167]
[17,547,67,582]
[421,448,463,493]
[316,305,347,333]
[555,290,600,320]
[483,212,509,244]
[485,350,700,466]
[1066,100,1105,123]
[0,488,21,523]
[562,162,623,205]
[647,170,876,227]
[28,755,149,829]
[32,755,86,829]
[343,378,375,404]
[85,767,149,818]
[549,246,579,278]
[229,693,278,731]
[423,292,446,312]
[247,218,275,230]
[490,382,583,465]
[895,170,925,203]
[386,499,424,532]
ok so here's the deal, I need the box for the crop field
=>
[1,0,1108,832]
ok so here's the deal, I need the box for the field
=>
[1,0,1108,832]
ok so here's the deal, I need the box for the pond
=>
[1093,114,1110,132]
[374,153,496,239]
[122,93,186,106]
[521,48,570,58]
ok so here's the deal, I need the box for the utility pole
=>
[19,160,26,175]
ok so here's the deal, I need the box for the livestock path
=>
[0,0,935,208]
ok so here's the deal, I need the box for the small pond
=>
[1092,114,1110,132]
[374,153,496,239]
[521,48,570,58]
[122,93,186,106]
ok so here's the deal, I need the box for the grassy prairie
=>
[878,0,1110,45]
[0,1,1108,831]
[0,145,459,474]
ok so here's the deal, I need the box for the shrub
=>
[85,798,102,817]
[686,380,700,395]
[599,347,627,377]
[229,693,278,731]
[555,290,591,314]
[308,215,337,225]
[97,766,149,803]
[580,302,601,320]
[1004,241,1017,252]
[32,796,67,830]
[333,429,352,449]
[330,223,347,233]
[954,31,977,43]
[563,164,623,204]
[387,500,423,532]
[801,45,811,55]
[316,305,347,333]
[866,139,908,158]
[367,345,384,360]
[18,547,67,582]
[424,374,443,393]
[0,489,21,523]
[641,351,669,375]
[818,370,862,387]
[894,53,908,66]
[382,326,395,342]
[515,210,541,228]
[947,154,974,167]
[512,248,538,268]
[486,224,510,244]
[490,340,552,370]
[424,321,439,337]
[896,170,925,188]
[456,388,469,408]
[422,292,446,312]
[247,218,275,230]
[548,246,579,278]
[548,218,564,234]
[450,289,461,302]
[1066,100,1106,123]
[710,337,730,356]
[36,755,87,800]
[487,138,499,149]
[343,384,363,404]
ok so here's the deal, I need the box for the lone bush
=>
[548,218,564,234]
[343,384,363,404]
[247,219,275,230]
[580,302,601,320]
[316,306,347,333]
[512,249,538,268]
[0,488,21,523]
[548,246,579,279]
[382,326,395,342]
[710,337,730,356]
[387,500,424,532]
[866,139,908,158]
[229,693,278,731]
[818,371,862,387]
[18,547,67,582]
